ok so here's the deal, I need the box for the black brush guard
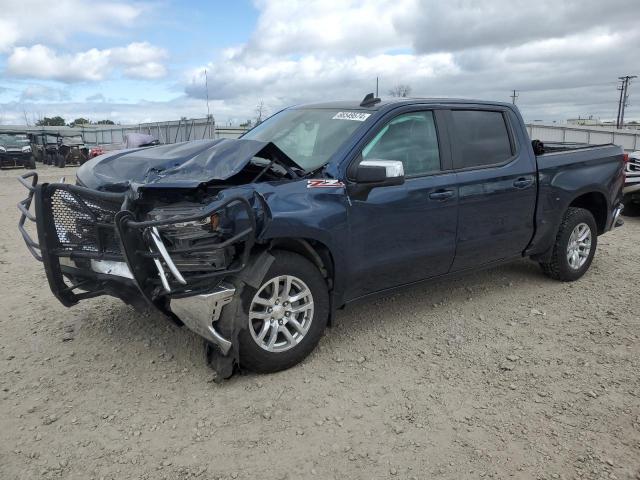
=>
[18,172,256,308]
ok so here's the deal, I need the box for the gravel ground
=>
[1,165,639,480]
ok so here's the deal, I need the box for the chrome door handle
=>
[428,190,454,200]
[513,178,533,188]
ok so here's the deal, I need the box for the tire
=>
[25,155,36,169]
[57,154,66,168]
[237,250,329,373]
[539,207,598,282]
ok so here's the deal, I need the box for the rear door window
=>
[450,110,513,169]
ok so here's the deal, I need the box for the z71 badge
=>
[306,179,345,189]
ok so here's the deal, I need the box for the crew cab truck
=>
[622,150,640,215]
[18,96,625,378]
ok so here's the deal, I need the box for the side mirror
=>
[355,159,405,186]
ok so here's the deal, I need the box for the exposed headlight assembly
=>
[170,213,220,231]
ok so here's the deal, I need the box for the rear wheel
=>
[57,154,66,168]
[539,207,598,282]
[237,250,329,373]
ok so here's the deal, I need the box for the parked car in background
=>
[0,132,35,169]
[622,150,640,215]
[56,134,89,167]
[18,96,625,378]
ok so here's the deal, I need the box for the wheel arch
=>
[268,238,335,289]
[568,190,608,234]
[266,237,339,325]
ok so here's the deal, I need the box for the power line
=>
[616,75,637,129]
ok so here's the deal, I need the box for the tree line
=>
[34,117,116,127]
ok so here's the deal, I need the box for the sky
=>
[0,0,639,126]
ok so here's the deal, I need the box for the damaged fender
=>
[202,250,276,378]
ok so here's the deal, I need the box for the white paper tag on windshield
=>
[332,111,371,121]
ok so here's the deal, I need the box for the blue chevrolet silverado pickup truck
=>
[18,95,625,377]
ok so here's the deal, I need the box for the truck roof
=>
[294,97,516,111]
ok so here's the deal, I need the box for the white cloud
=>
[0,0,144,51]
[396,0,640,53]
[20,84,70,102]
[186,52,456,101]
[243,0,413,56]
[111,42,169,66]
[111,42,168,79]
[8,45,111,82]
[86,93,107,102]
[182,0,640,123]
[0,19,20,53]
[123,63,167,79]
[3,0,640,125]
[6,43,168,82]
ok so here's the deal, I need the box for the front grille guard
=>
[17,172,41,261]
[120,197,257,297]
[17,172,257,307]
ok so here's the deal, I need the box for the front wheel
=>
[237,250,329,373]
[539,207,598,282]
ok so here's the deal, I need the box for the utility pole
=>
[510,90,519,105]
[204,69,212,138]
[376,77,379,97]
[616,78,625,129]
[617,75,637,129]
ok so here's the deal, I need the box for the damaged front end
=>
[17,138,310,377]
[17,171,260,375]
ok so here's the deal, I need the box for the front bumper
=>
[1,151,31,168]
[170,285,236,354]
[17,172,256,354]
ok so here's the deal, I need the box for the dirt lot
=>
[1,164,639,480]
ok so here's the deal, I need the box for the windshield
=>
[63,135,84,145]
[242,108,371,171]
[0,133,29,147]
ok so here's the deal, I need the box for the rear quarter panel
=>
[526,145,624,257]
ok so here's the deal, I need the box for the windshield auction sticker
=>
[332,111,371,121]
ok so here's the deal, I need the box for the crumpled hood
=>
[76,138,300,192]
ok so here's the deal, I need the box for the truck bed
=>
[535,143,622,169]
[536,141,611,154]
